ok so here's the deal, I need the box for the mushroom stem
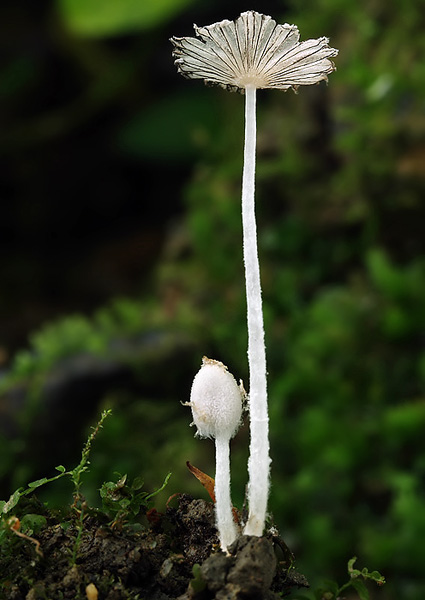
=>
[215,436,238,551]
[241,84,271,537]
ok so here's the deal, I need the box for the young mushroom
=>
[172,11,338,537]
[186,357,243,551]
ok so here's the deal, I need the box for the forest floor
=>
[0,493,308,599]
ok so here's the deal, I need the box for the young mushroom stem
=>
[241,84,270,536]
[215,435,238,550]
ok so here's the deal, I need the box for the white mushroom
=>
[187,357,242,551]
[172,10,338,538]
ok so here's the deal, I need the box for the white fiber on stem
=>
[215,436,238,551]
[242,85,271,537]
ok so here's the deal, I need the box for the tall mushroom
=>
[172,11,338,538]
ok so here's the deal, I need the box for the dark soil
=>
[0,494,308,599]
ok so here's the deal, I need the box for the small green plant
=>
[100,471,171,528]
[0,409,171,567]
[0,409,112,519]
[0,409,113,571]
[0,408,174,597]
[294,557,385,600]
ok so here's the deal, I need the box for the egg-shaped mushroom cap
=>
[190,357,243,440]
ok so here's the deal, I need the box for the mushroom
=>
[172,11,338,537]
[186,357,243,551]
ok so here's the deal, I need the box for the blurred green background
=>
[1,0,424,598]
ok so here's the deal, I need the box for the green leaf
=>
[2,490,22,514]
[351,578,370,600]
[190,564,207,593]
[55,465,66,473]
[116,474,127,488]
[119,498,131,510]
[348,556,361,577]
[28,478,48,489]
[369,570,386,584]
[58,0,195,37]
[132,477,144,491]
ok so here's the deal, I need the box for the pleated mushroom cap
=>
[171,10,338,92]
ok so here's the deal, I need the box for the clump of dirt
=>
[0,494,308,599]
[180,534,306,600]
